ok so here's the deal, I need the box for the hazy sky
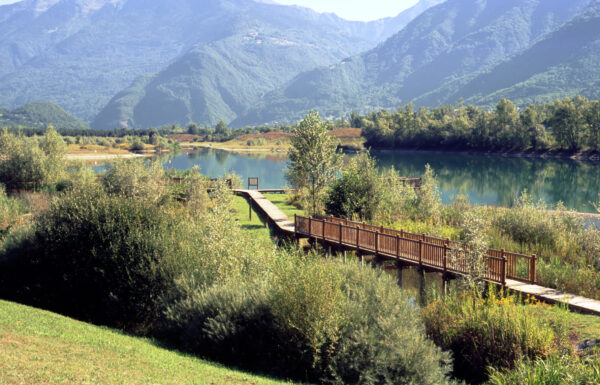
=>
[0,0,420,21]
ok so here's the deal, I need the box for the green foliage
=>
[0,187,200,330]
[102,159,168,204]
[287,111,340,215]
[487,355,600,385]
[452,211,490,290]
[0,128,66,190]
[130,139,145,151]
[357,96,600,152]
[0,185,25,236]
[422,289,566,383]
[238,0,595,127]
[164,256,452,384]
[494,191,568,247]
[0,102,88,130]
[325,152,380,221]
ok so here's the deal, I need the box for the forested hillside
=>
[0,0,434,128]
[0,102,88,129]
[91,0,444,130]
[236,0,596,126]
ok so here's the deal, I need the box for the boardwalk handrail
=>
[295,214,536,285]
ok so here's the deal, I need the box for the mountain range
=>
[0,0,599,130]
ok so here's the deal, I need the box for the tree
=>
[549,97,586,150]
[0,127,66,190]
[215,120,229,136]
[325,152,380,221]
[287,111,340,215]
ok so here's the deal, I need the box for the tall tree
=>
[287,111,340,215]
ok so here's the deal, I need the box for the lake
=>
[158,148,600,213]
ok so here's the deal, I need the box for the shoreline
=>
[369,147,600,162]
[66,153,146,160]
[188,144,289,153]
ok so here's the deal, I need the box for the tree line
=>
[351,96,600,152]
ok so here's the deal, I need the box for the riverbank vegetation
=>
[0,128,452,384]
[353,96,600,154]
[1,121,600,384]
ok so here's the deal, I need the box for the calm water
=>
[156,148,600,213]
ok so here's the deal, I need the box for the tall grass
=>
[487,355,600,385]
[422,288,569,383]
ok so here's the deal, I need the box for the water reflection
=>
[372,150,600,212]
[97,148,600,212]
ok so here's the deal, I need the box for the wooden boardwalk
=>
[235,191,600,316]
[234,190,295,234]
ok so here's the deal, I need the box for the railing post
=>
[400,229,404,239]
[501,255,507,286]
[443,244,448,274]
[531,254,536,283]
[396,235,400,257]
[356,226,360,247]
[339,223,343,245]
[501,248,506,277]
[375,231,379,254]
[322,219,325,240]
[308,217,312,236]
[418,239,423,267]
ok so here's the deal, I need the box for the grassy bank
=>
[0,299,298,385]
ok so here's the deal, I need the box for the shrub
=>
[494,191,567,247]
[0,185,25,235]
[0,128,66,190]
[325,152,380,220]
[415,164,442,223]
[102,159,167,203]
[376,166,419,224]
[130,139,145,151]
[179,166,209,217]
[422,289,564,383]
[164,255,452,384]
[246,138,267,146]
[487,355,600,385]
[0,188,201,331]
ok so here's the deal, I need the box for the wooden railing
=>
[295,215,537,286]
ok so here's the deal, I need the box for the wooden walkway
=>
[234,191,600,316]
[234,190,295,234]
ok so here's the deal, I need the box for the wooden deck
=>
[234,191,600,316]
[234,190,295,234]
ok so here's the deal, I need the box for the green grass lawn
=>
[0,299,300,385]
[231,194,303,243]
[232,195,273,242]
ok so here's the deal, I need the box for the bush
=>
[325,152,380,220]
[0,128,66,190]
[488,355,600,385]
[422,289,565,383]
[246,138,267,146]
[0,185,25,235]
[0,188,201,331]
[164,255,452,384]
[102,159,167,203]
[130,139,145,151]
[494,191,569,247]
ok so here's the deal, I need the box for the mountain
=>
[0,0,440,128]
[91,0,445,129]
[0,102,88,129]
[235,0,594,126]
[456,0,600,106]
